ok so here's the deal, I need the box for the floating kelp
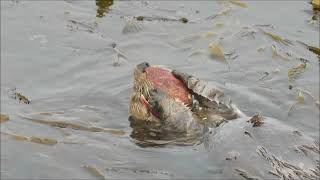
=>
[295,141,320,155]
[83,164,106,180]
[263,31,292,45]
[292,87,320,109]
[229,0,248,8]
[307,45,320,56]
[96,0,113,18]
[234,168,260,180]
[206,7,232,20]
[247,114,264,127]
[18,113,125,136]
[1,131,57,145]
[270,44,291,61]
[30,136,58,145]
[257,146,319,179]
[288,62,307,81]
[287,88,318,115]
[133,16,189,23]
[296,41,320,58]
[312,0,320,10]
[9,88,30,104]
[0,113,10,123]
[208,42,225,59]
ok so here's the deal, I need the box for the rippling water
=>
[1,0,319,179]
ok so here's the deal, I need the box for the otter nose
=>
[137,62,150,72]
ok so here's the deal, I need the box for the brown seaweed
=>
[0,113,10,123]
[18,113,125,136]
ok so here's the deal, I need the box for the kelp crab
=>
[129,62,244,139]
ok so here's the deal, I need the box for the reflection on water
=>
[96,0,113,18]
[128,116,205,147]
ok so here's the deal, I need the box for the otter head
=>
[130,62,160,122]
[130,62,192,123]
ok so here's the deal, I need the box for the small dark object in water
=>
[136,16,144,21]
[247,114,264,127]
[289,85,293,90]
[244,131,252,138]
[179,17,188,23]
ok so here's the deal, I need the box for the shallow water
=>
[1,0,319,179]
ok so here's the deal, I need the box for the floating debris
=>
[244,131,252,138]
[296,90,305,104]
[208,42,225,59]
[0,113,10,123]
[247,114,264,127]
[288,62,307,81]
[307,45,320,56]
[18,113,125,136]
[83,165,106,180]
[294,142,320,155]
[225,151,240,160]
[206,7,232,20]
[234,168,260,180]
[296,40,320,58]
[9,88,31,104]
[180,17,188,23]
[133,15,189,23]
[1,131,57,145]
[312,0,320,10]
[229,0,248,8]
[96,0,113,18]
[263,31,292,45]
[271,44,291,61]
[257,146,320,179]
[288,88,319,114]
[30,136,58,145]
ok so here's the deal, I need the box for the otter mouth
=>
[140,94,161,119]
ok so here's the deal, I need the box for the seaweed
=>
[83,164,106,180]
[234,168,260,180]
[18,113,125,136]
[288,62,307,82]
[247,114,264,127]
[229,0,248,8]
[0,113,10,123]
[1,131,57,145]
[257,146,320,179]
[8,88,31,104]
[263,31,292,45]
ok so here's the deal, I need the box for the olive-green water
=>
[1,0,319,179]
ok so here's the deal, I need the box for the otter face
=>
[130,62,160,122]
[130,62,193,124]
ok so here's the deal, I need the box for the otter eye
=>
[137,62,150,73]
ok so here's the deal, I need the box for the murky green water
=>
[1,0,319,179]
